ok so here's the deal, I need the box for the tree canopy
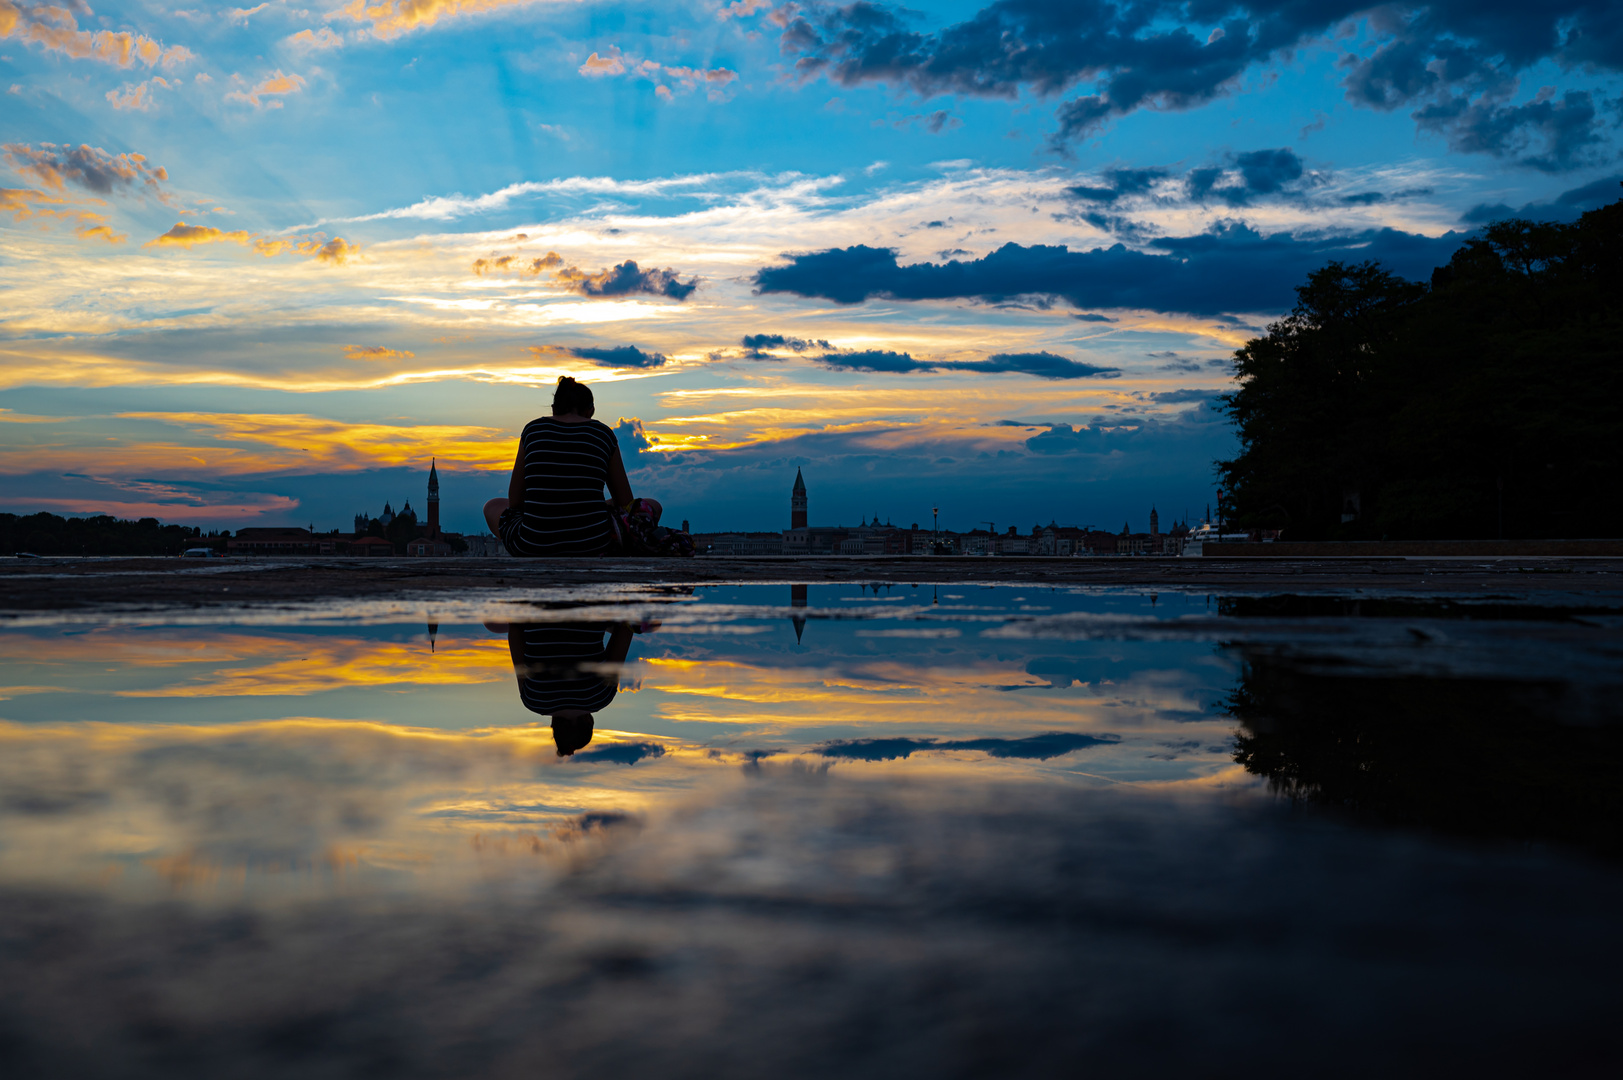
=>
[1220,190,1623,540]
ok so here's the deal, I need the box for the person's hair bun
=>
[552,375,595,418]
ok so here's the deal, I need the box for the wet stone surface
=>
[0,582,1619,1076]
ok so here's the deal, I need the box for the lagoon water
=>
[2,583,1620,1076]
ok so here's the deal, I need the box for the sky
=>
[2,0,1620,535]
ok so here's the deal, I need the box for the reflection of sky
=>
[0,585,1243,897]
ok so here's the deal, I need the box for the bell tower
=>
[427,458,440,538]
[791,468,807,529]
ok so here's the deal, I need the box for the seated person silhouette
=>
[492,622,637,756]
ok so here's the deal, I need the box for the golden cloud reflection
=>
[0,618,1244,900]
[0,716,704,896]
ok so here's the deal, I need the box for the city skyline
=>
[3,2,1619,532]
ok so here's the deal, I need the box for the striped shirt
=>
[501,417,618,557]
[514,625,620,716]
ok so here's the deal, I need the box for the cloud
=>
[755,225,1467,317]
[307,236,358,265]
[555,259,698,300]
[148,224,359,264]
[226,3,270,21]
[614,417,651,457]
[286,27,343,51]
[1065,167,1169,205]
[472,251,563,276]
[1461,175,1623,224]
[815,732,1118,762]
[344,345,414,361]
[776,1,1623,151]
[1414,89,1603,172]
[3,142,170,198]
[328,0,552,40]
[1148,389,1218,404]
[813,348,1117,380]
[578,43,739,100]
[738,333,832,358]
[225,69,306,108]
[105,76,172,111]
[560,345,668,369]
[719,0,771,19]
[1187,147,1310,206]
[0,3,194,70]
[145,223,252,249]
[74,222,124,243]
[0,184,115,238]
[569,741,665,765]
[467,250,694,298]
[579,47,627,76]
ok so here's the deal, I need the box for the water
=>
[1,583,1620,1076]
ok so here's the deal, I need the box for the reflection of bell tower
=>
[427,458,440,538]
[791,468,807,529]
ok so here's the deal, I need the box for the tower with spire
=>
[427,458,440,538]
[791,468,807,530]
[1150,506,1159,537]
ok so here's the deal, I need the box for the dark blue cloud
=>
[1065,167,1170,204]
[777,1,1620,159]
[755,225,1467,317]
[1235,148,1304,193]
[815,349,1119,379]
[563,260,697,300]
[1149,389,1220,404]
[739,333,833,359]
[1460,175,1623,224]
[567,345,667,368]
[1414,90,1603,173]
[570,742,665,766]
[815,731,1119,762]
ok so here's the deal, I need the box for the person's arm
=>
[507,433,526,510]
[603,623,635,665]
[606,443,634,509]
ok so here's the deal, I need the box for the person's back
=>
[486,376,627,558]
[510,414,617,556]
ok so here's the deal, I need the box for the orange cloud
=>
[146,226,360,264]
[579,47,626,76]
[75,222,125,243]
[0,4,193,69]
[577,44,738,100]
[344,345,415,361]
[287,26,343,50]
[307,236,357,264]
[115,411,517,471]
[0,184,115,239]
[472,251,561,276]
[330,0,551,40]
[117,638,512,697]
[224,69,306,108]
[105,76,172,111]
[145,222,252,249]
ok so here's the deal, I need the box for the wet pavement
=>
[1,581,1620,1076]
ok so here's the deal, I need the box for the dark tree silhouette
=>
[1220,191,1623,539]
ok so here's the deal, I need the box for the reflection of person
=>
[489,622,637,756]
[483,376,662,557]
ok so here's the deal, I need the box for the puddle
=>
[1,583,1620,1074]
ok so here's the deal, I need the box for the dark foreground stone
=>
[0,774,1617,1079]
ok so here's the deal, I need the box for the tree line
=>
[1220,189,1623,540]
[1,513,213,556]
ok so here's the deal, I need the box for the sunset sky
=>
[3,0,1619,534]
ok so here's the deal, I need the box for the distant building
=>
[228,527,314,555]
